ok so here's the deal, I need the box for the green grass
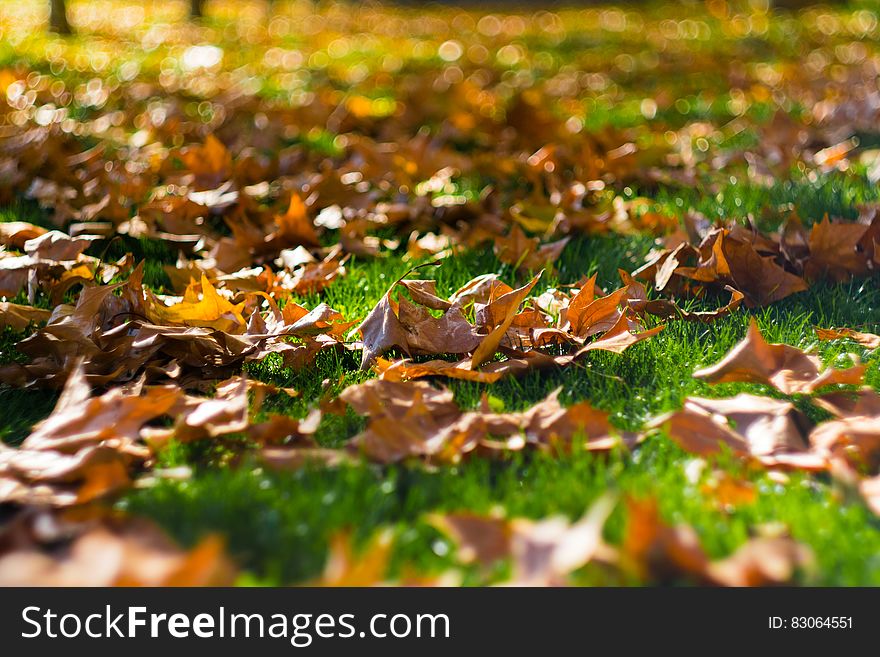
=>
[4,0,880,585]
[4,159,880,585]
[115,173,880,586]
[124,441,880,587]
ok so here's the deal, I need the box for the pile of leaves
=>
[1,0,880,585]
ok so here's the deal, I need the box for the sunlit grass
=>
[3,0,880,585]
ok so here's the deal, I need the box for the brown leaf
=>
[340,379,459,421]
[338,380,634,464]
[24,230,98,262]
[651,393,826,470]
[166,375,250,444]
[623,266,744,323]
[706,537,815,586]
[710,231,807,308]
[622,497,710,583]
[311,530,392,586]
[428,513,511,567]
[694,318,864,394]
[623,497,812,585]
[248,410,320,446]
[24,362,178,455]
[0,444,131,506]
[357,274,482,370]
[0,221,48,250]
[519,388,639,451]
[653,229,808,307]
[432,494,616,585]
[815,327,880,349]
[0,516,235,586]
[573,312,665,356]
[566,285,627,338]
[375,357,505,383]
[805,216,870,282]
[177,134,233,190]
[0,302,50,330]
[699,471,758,509]
[815,388,880,418]
[273,193,319,248]
[809,415,880,472]
[471,271,542,369]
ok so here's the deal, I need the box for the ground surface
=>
[1,1,880,586]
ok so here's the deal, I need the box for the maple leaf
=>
[815,388,880,419]
[572,311,665,356]
[471,271,542,369]
[176,134,233,191]
[357,271,483,370]
[702,230,807,307]
[519,387,639,451]
[621,269,744,323]
[24,361,178,456]
[815,326,880,349]
[699,470,758,510]
[310,530,393,587]
[0,221,48,249]
[0,361,182,508]
[24,230,98,262]
[809,415,880,472]
[623,497,813,585]
[639,228,808,308]
[706,537,815,587]
[804,216,870,282]
[0,301,50,330]
[337,381,636,464]
[0,444,131,507]
[494,225,570,272]
[431,494,617,585]
[375,357,505,383]
[566,285,627,338]
[694,318,864,394]
[651,393,824,470]
[144,274,247,333]
[0,515,235,586]
[272,192,319,248]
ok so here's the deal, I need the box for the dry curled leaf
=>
[337,380,634,464]
[0,514,235,586]
[623,497,813,585]
[431,494,616,585]
[651,393,826,471]
[471,271,542,369]
[310,530,393,587]
[0,301,51,330]
[357,271,482,370]
[815,327,880,350]
[695,318,864,394]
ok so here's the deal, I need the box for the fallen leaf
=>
[651,393,825,470]
[0,515,235,586]
[145,274,247,333]
[471,271,542,369]
[0,301,51,330]
[815,327,880,349]
[695,318,864,394]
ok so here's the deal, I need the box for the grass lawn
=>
[2,1,880,585]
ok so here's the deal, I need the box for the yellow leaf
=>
[145,274,246,333]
